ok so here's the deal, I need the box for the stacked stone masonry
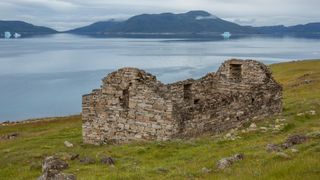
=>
[82,59,282,144]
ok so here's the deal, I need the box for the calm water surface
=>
[1,34,320,121]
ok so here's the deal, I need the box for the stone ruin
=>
[82,59,282,145]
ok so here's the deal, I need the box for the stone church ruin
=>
[82,59,282,145]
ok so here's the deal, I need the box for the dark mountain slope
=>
[0,21,57,36]
[68,11,256,35]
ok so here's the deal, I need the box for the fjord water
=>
[1,34,320,121]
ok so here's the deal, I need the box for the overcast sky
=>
[0,0,319,31]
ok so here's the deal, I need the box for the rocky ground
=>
[0,59,320,180]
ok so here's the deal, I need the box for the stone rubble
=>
[100,156,115,166]
[82,59,283,144]
[266,143,282,153]
[266,134,308,153]
[38,156,76,180]
[216,153,244,170]
[282,134,308,149]
[0,132,19,140]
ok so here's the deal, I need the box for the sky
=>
[0,0,319,31]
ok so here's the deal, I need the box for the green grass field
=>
[1,60,320,180]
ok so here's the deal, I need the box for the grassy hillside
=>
[1,60,320,180]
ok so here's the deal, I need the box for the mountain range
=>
[0,20,57,36]
[1,11,320,38]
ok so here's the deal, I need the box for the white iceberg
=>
[221,32,231,39]
[4,31,11,39]
[14,32,21,38]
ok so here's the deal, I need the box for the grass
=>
[1,59,320,180]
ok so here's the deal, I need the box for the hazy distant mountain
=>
[67,11,320,38]
[68,11,256,35]
[254,23,320,36]
[1,11,320,38]
[0,21,57,36]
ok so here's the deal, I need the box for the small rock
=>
[64,141,74,148]
[216,158,232,170]
[273,124,282,131]
[233,153,244,161]
[79,156,96,164]
[297,113,304,116]
[249,123,257,128]
[247,123,257,131]
[0,132,19,140]
[225,133,232,139]
[282,134,307,149]
[100,156,115,166]
[308,110,316,115]
[276,152,291,159]
[291,148,299,153]
[260,127,268,132]
[216,153,244,170]
[266,143,281,153]
[201,167,212,173]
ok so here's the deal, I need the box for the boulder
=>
[266,143,281,153]
[216,153,244,170]
[259,127,268,132]
[42,156,68,173]
[100,156,115,166]
[201,167,212,173]
[282,134,307,149]
[296,113,304,116]
[0,132,19,140]
[249,123,257,128]
[79,157,96,164]
[291,148,299,153]
[247,123,257,131]
[38,156,76,180]
[217,158,232,170]
[64,141,74,148]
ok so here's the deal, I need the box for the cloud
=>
[196,15,218,20]
[0,0,319,31]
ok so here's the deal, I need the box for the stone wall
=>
[82,68,178,144]
[82,59,282,144]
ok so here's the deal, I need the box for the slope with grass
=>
[0,60,320,180]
